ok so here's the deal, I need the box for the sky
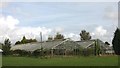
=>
[0,2,118,45]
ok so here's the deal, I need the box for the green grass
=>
[2,56,118,66]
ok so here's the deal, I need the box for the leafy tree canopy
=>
[105,41,110,45]
[15,36,37,45]
[47,35,53,41]
[80,30,91,41]
[54,32,64,40]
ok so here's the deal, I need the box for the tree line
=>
[15,30,92,45]
[15,36,37,45]
[1,30,92,56]
[1,29,120,56]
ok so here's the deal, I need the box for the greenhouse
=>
[10,39,111,56]
[11,39,81,56]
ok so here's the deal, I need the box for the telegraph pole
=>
[40,32,42,43]
[40,32,42,48]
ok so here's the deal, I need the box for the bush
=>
[32,49,40,57]
[12,49,31,56]
[32,49,45,58]
[82,48,94,56]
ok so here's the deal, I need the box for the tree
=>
[47,35,53,41]
[80,30,91,41]
[2,39,11,55]
[105,41,110,45]
[15,36,37,45]
[15,41,21,45]
[112,28,120,55]
[26,38,37,43]
[54,32,64,40]
[21,36,27,44]
[31,39,37,42]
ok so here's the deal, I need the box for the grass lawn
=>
[2,56,118,66]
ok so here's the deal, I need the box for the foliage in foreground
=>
[112,28,120,55]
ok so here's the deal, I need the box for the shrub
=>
[32,49,45,58]
[82,48,94,56]
[12,49,30,56]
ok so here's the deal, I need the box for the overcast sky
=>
[0,2,118,45]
